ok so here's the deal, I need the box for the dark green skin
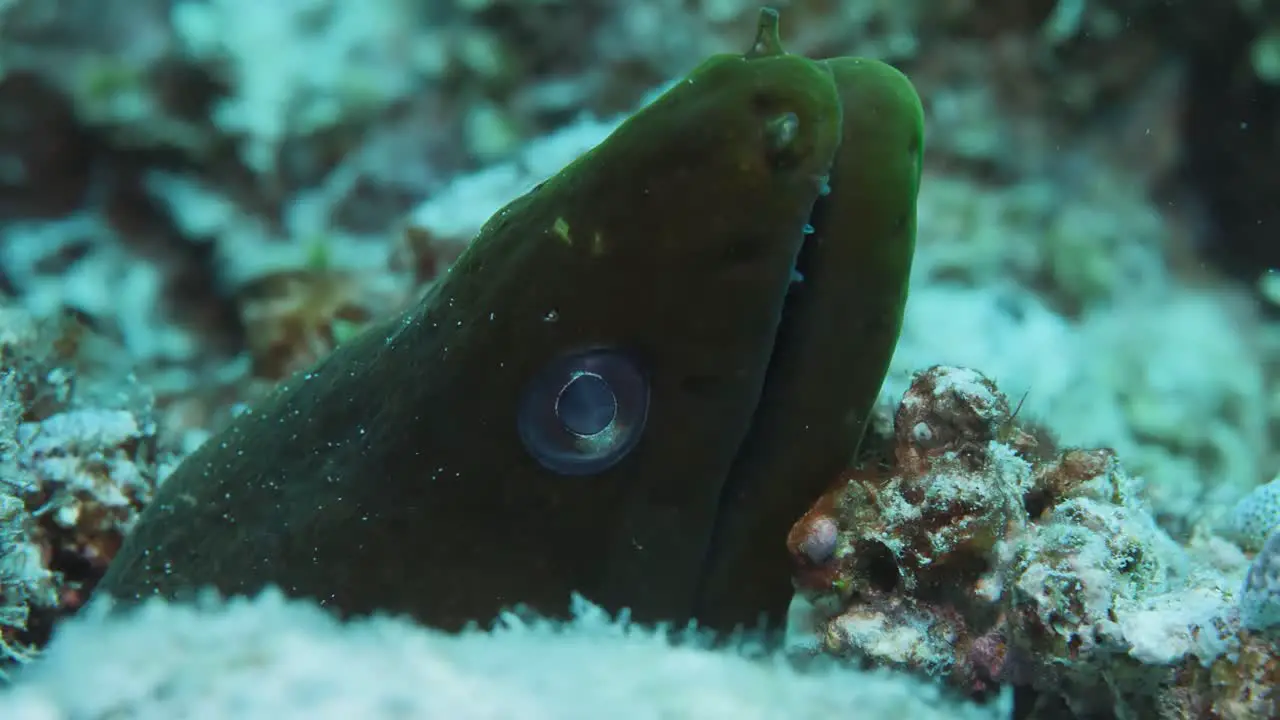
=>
[97,10,923,634]
[695,54,924,631]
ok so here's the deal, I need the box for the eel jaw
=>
[789,173,831,287]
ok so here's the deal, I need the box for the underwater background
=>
[0,0,1277,717]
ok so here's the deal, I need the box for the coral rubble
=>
[786,366,1274,717]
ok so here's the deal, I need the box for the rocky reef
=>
[0,1,1276,718]
[787,366,1276,718]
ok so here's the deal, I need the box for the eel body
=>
[97,9,924,634]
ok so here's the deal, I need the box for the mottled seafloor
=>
[0,1,1277,718]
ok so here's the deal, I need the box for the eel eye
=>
[518,348,649,475]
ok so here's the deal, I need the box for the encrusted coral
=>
[0,306,171,670]
[1240,526,1280,632]
[1168,630,1280,720]
[786,365,1266,718]
[994,450,1202,717]
[1227,474,1280,552]
[789,367,1034,636]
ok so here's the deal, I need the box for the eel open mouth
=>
[789,176,831,288]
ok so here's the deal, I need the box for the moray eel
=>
[98,9,924,634]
